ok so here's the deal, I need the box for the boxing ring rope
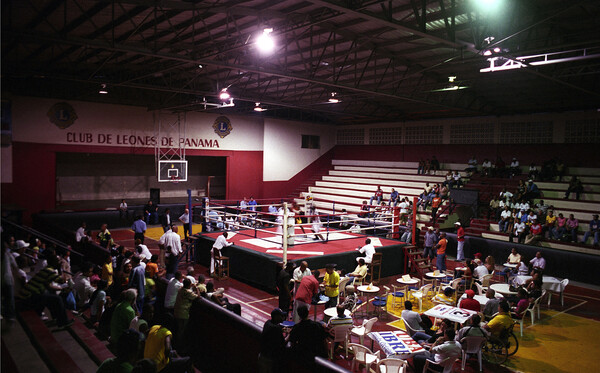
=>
[198,198,407,263]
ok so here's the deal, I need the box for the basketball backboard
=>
[158,160,188,182]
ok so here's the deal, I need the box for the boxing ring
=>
[193,198,410,291]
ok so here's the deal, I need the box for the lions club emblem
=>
[47,102,78,129]
[212,116,232,138]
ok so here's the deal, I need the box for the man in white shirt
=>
[473,259,489,281]
[498,207,512,232]
[119,199,128,221]
[292,261,311,292]
[507,248,521,264]
[75,222,87,243]
[510,219,526,243]
[211,232,233,276]
[164,271,183,310]
[179,208,190,239]
[530,252,546,271]
[356,238,375,264]
[73,262,96,309]
[510,158,520,177]
[158,226,182,268]
[135,239,152,259]
[413,329,462,373]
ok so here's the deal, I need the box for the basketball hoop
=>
[170,175,180,184]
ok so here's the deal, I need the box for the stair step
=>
[2,319,51,373]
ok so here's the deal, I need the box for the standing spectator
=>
[289,305,328,364]
[119,199,128,221]
[566,214,579,242]
[164,272,183,311]
[144,200,158,224]
[101,254,114,287]
[178,209,190,240]
[128,255,146,312]
[131,215,147,245]
[75,222,88,243]
[97,224,113,249]
[258,308,287,373]
[110,289,137,344]
[161,208,173,233]
[430,194,442,224]
[430,156,440,174]
[423,227,438,261]
[173,278,199,349]
[564,176,584,200]
[89,280,108,326]
[582,214,600,246]
[276,262,293,315]
[369,186,384,205]
[158,226,182,270]
[455,222,465,261]
[434,233,448,271]
[293,270,320,323]
[322,264,340,308]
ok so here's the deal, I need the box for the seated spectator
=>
[509,157,520,178]
[552,213,567,240]
[488,196,500,220]
[516,259,530,276]
[442,171,453,187]
[509,218,526,244]
[482,289,501,321]
[339,285,358,311]
[433,287,455,306]
[566,214,579,242]
[456,314,489,341]
[400,219,413,243]
[543,210,557,238]
[507,248,521,265]
[528,163,539,180]
[144,324,193,373]
[356,239,375,264]
[466,156,478,174]
[564,176,584,200]
[511,288,530,319]
[525,180,541,200]
[289,305,328,364]
[459,290,480,312]
[327,305,353,329]
[452,170,462,188]
[529,252,546,272]
[498,206,512,233]
[495,156,506,177]
[484,255,495,274]
[524,219,543,245]
[483,301,513,338]
[412,328,461,373]
[389,188,400,207]
[369,186,383,205]
[73,262,96,310]
[582,214,600,246]
[525,272,544,300]
[258,308,287,373]
[473,259,489,282]
[481,158,492,176]
[347,258,368,281]
[402,300,432,335]
[130,303,154,337]
[417,159,425,175]
[97,329,142,373]
[358,200,369,218]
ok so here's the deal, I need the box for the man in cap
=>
[459,289,480,312]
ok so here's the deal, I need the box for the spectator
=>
[412,328,461,373]
[356,239,375,264]
[488,196,500,220]
[552,213,567,240]
[566,214,579,242]
[525,180,541,200]
[495,156,506,177]
[582,214,600,246]
[564,176,584,200]
[417,159,425,175]
[511,288,530,319]
[466,156,478,174]
[452,171,462,188]
[509,218,526,244]
[178,209,190,240]
[498,206,512,233]
[276,262,293,315]
[459,289,481,312]
[75,222,88,243]
[483,301,513,338]
[144,324,193,373]
[131,215,147,244]
[293,261,311,292]
[129,255,146,312]
[339,285,358,311]
[432,287,454,306]
[455,222,465,261]
[110,289,137,345]
[73,262,96,309]
[289,305,328,363]
[293,270,320,323]
[258,308,287,373]
[423,227,438,261]
[205,282,241,315]
[389,188,400,207]
[358,200,370,218]
[369,186,383,205]
[481,158,492,176]
[97,224,114,249]
[473,259,489,282]
[173,278,199,349]
[430,194,442,224]
[530,252,546,272]
[97,329,141,373]
[144,200,159,224]
[430,156,440,174]
[346,258,368,281]
[89,279,108,326]
[509,157,520,178]
[482,289,500,321]
[543,210,557,238]
[164,272,183,311]
[434,232,448,271]
[322,264,340,308]
[456,314,488,340]
[524,219,543,245]
[528,163,539,180]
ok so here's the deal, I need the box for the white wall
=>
[12,96,264,151]
[263,118,336,181]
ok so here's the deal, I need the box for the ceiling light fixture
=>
[256,27,275,54]
[98,83,108,94]
[328,92,340,103]
[254,102,266,112]
[219,88,230,101]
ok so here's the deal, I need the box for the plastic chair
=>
[350,317,378,345]
[548,279,569,306]
[377,358,408,373]
[519,291,545,336]
[349,343,380,372]
[372,286,390,318]
[423,357,458,373]
[353,270,368,287]
[473,282,485,295]
[480,274,493,290]
[410,284,433,312]
[338,277,351,302]
[401,316,424,337]
[328,324,353,359]
[460,335,487,371]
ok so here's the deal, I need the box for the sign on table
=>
[368,331,425,357]
[424,304,477,324]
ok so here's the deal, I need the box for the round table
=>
[490,283,517,296]
[503,263,518,268]
[458,293,504,311]
[357,285,380,316]
[426,271,448,290]
[324,307,352,318]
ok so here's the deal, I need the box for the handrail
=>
[1,218,84,257]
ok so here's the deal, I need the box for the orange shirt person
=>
[434,232,448,271]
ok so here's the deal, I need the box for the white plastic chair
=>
[401,316,424,337]
[328,323,353,359]
[377,358,408,373]
[519,291,544,336]
[349,343,380,372]
[460,335,487,371]
[473,282,485,295]
[423,357,458,373]
[350,316,378,346]
[410,284,433,312]
[480,274,493,291]
[338,277,351,302]
[548,279,569,306]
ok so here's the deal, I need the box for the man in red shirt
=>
[435,232,448,271]
[369,186,384,205]
[430,194,442,224]
[293,270,320,323]
[459,290,480,312]
[525,219,543,246]
[456,222,465,261]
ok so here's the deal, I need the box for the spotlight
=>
[493,47,501,53]
[219,88,230,101]
[98,83,108,94]
[256,28,275,54]
[328,92,340,103]
[483,50,492,56]
[254,102,266,112]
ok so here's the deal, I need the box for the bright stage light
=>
[219,88,230,101]
[472,0,502,13]
[257,28,275,54]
